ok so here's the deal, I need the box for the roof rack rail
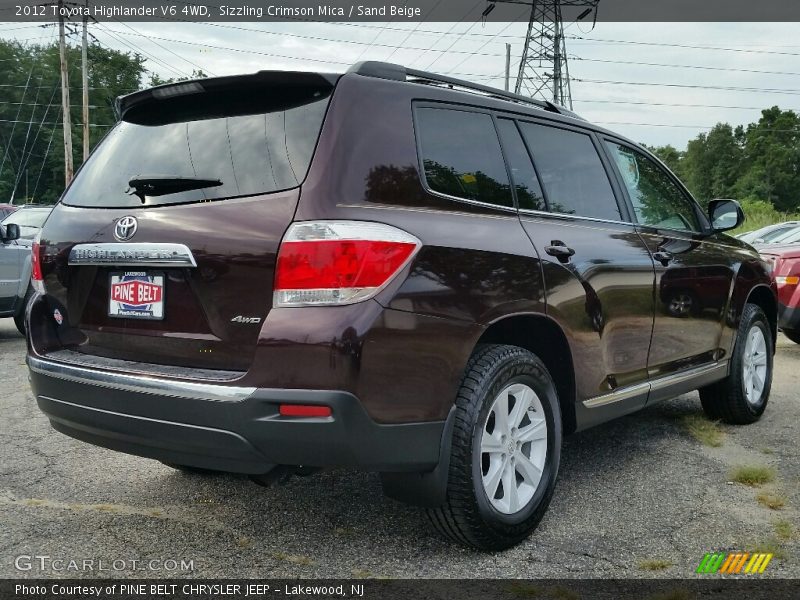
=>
[348,61,583,120]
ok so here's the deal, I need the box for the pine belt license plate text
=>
[109,271,165,320]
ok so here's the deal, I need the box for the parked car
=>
[758,225,800,248]
[737,221,800,245]
[26,62,777,551]
[1,206,52,240]
[0,219,31,335]
[760,244,800,344]
[0,203,19,220]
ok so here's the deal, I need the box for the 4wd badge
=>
[231,315,261,324]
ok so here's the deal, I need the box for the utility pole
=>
[81,1,89,162]
[504,43,511,92]
[57,0,74,184]
[494,0,599,109]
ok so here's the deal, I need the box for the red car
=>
[761,245,800,343]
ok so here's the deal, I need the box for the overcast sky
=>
[2,19,799,148]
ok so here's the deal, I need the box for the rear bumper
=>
[28,354,445,474]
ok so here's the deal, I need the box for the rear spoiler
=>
[116,71,340,124]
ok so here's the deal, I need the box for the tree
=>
[0,39,147,204]
[736,107,800,211]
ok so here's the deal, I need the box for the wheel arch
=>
[476,313,577,435]
[745,284,778,351]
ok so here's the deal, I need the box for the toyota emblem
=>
[114,216,138,241]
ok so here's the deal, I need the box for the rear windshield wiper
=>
[126,175,222,203]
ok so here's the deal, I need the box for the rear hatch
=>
[36,71,336,372]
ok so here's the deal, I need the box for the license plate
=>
[109,271,165,320]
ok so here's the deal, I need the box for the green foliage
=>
[649,107,800,220]
[732,199,800,235]
[0,39,147,205]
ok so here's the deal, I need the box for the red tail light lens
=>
[31,238,45,293]
[274,221,421,307]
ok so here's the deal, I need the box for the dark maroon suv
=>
[26,62,777,550]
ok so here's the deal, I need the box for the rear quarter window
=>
[415,106,513,208]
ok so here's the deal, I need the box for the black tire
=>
[13,285,33,336]
[427,344,562,551]
[783,329,800,345]
[160,461,216,475]
[699,303,773,424]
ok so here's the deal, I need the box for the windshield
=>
[62,89,331,208]
[2,208,50,228]
[769,227,800,244]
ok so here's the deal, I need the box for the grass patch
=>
[729,465,775,487]
[751,538,787,560]
[773,519,794,541]
[761,447,775,455]
[757,491,786,510]
[638,559,673,571]
[681,414,724,447]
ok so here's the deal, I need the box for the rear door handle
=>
[652,251,673,266]
[545,241,576,262]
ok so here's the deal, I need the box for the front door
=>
[602,141,735,382]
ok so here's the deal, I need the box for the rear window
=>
[62,88,331,208]
[2,209,50,227]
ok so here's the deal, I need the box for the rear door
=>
[36,73,334,371]
[602,140,735,381]
[498,118,656,410]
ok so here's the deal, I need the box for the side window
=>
[496,119,546,211]
[416,107,512,207]
[518,122,621,221]
[605,142,701,232]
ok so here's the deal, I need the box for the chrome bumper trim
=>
[27,355,255,403]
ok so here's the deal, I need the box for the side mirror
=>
[1,223,20,242]
[708,199,744,232]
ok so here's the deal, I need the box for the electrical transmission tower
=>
[506,1,599,109]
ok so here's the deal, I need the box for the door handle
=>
[653,251,673,266]
[545,241,576,262]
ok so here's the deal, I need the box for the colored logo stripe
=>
[698,552,773,574]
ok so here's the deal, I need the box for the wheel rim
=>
[742,325,768,405]
[670,294,692,316]
[480,382,548,515]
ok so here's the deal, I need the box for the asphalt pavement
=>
[1,319,797,578]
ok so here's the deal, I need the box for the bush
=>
[733,199,800,235]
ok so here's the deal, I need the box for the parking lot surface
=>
[1,319,797,578]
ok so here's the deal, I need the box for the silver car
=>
[0,207,51,334]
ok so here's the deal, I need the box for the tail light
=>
[274,221,421,307]
[31,233,45,294]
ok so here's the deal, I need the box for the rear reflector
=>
[279,404,332,418]
[274,221,421,307]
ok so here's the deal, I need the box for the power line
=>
[567,34,800,58]
[572,56,800,78]
[113,20,215,77]
[573,77,800,96]
[0,119,112,127]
